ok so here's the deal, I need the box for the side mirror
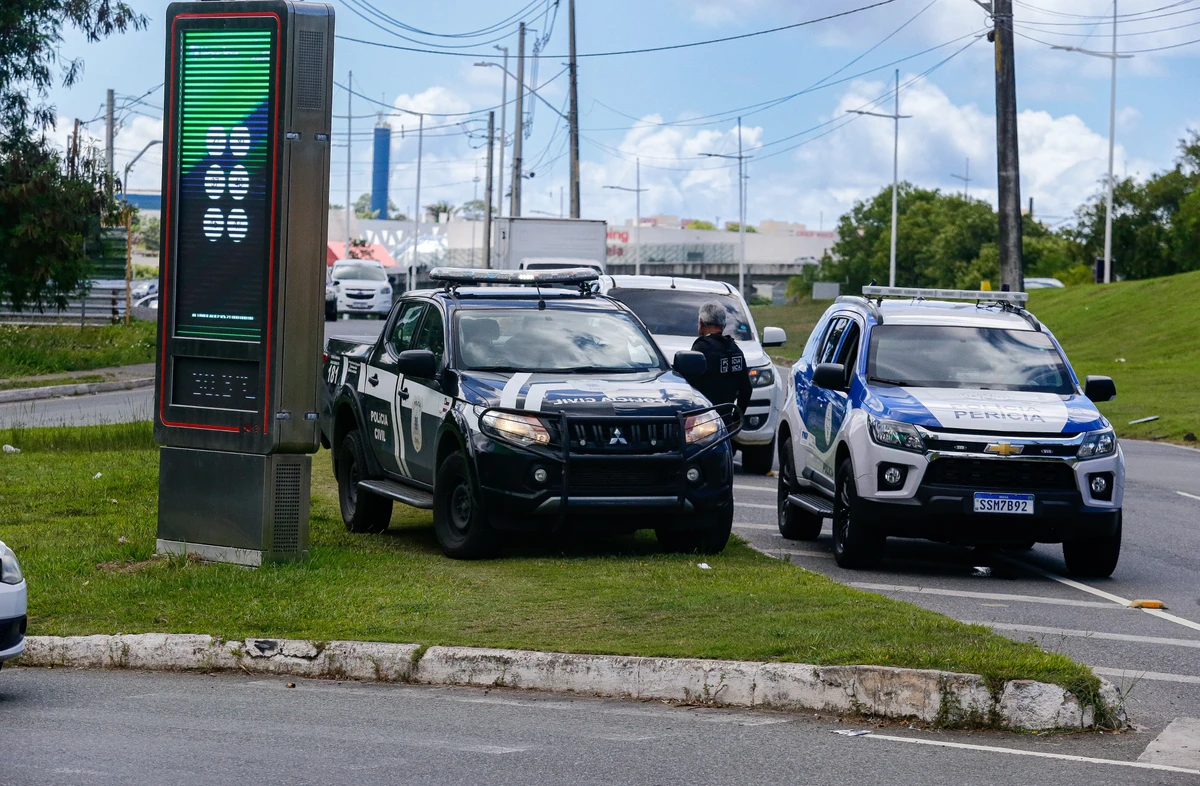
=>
[762,326,787,348]
[813,363,847,392]
[1084,375,1117,402]
[397,349,437,379]
[673,350,707,378]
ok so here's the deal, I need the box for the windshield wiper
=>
[868,376,909,387]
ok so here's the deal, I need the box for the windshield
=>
[331,264,386,282]
[867,325,1074,394]
[455,308,666,373]
[606,288,754,341]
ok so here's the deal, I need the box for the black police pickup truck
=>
[320,268,739,559]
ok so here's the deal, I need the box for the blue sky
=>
[47,0,1200,229]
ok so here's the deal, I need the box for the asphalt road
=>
[729,439,1200,741]
[1,668,1194,786]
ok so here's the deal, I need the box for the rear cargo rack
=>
[860,286,1040,331]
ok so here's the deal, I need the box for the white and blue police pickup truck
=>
[776,286,1124,577]
[319,268,741,559]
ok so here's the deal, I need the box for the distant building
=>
[625,213,683,229]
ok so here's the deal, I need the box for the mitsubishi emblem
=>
[609,428,628,446]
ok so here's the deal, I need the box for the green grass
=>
[0,321,156,378]
[0,374,107,392]
[1028,271,1200,443]
[752,273,1200,443]
[0,425,1100,703]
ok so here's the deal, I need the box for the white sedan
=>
[0,540,27,668]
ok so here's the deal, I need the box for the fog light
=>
[533,468,548,484]
[686,467,701,483]
[884,467,903,486]
[1090,475,1108,494]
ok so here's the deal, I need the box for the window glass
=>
[819,318,848,364]
[835,322,861,385]
[606,288,755,341]
[331,263,387,282]
[455,307,666,373]
[867,325,1073,393]
[412,307,446,377]
[389,303,424,355]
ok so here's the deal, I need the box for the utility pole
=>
[484,111,495,269]
[952,157,971,199]
[701,117,754,295]
[847,70,909,287]
[472,159,480,267]
[345,71,352,258]
[105,88,115,190]
[494,45,508,219]
[993,0,1024,291]
[603,157,648,275]
[511,23,526,217]
[568,0,581,218]
[411,113,424,292]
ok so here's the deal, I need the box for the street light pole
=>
[847,70,911,287]
[1051,6,1131,285]
[494,45,508,219]
[603,157,648,275]
[701,117,754,296]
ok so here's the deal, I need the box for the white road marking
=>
[861,733,1200,776]
[749,544,831,560]
[734,502,776,510]
[1003,555,1200,633]
[1093,668,1200,685]
[733,484,774,493]
[851,583,1121,609]
[964,621,1200,649]
[1176,490,1200,502]
[1139,717,1200,770]
[733,522,778,531]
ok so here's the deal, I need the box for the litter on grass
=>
[2,445,20,454]
[832,730,872,737]
[92,472,103,479]
[1128,416,1160,425]
[697,563,712,570]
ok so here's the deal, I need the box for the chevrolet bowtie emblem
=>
[985,442,1023,456]
[609,428,628,446]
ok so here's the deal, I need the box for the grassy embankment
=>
[752,270,1200,443]
[0,421,1100,702]
[0,321,156,379]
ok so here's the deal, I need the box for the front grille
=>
[569,461,680,495]
[564,420,679,454]
[923,459,1077,492]
[345,291,374,300]
[0,615,26,651]
[925,436,1077,457]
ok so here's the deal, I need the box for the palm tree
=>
[424,200,457,223]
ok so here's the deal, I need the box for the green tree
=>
[684,220,717,231]
[139,216,160,253]
[725,222,757,233]
[354,192,378,219]
[459,198,491,221]
[424,200,456,223]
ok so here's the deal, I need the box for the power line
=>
[339,0,556,51]
[332,67,566,117]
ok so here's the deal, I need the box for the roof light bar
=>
[429,267,600,286]
[862,286,1029,304]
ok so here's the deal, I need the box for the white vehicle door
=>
[363,301,424,477]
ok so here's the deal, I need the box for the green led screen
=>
[172,24,277,344]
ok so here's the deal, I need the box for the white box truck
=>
[493,217,608,272]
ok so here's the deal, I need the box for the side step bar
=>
[359,479,434,510]
[787,492,834,517]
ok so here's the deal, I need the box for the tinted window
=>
[332,264,386,282]
[867,325,1073,394]
[835,321,861,384]
[388,302,424,355]
[412,307,445,377]
[819,318,848,364]
[456,308,665,373]
[606,288,754,341]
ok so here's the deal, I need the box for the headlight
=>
[868,415,926,453]
[1077,428,1116,459]
[685,410,724,444]
[748,366,775,388]
[380,286,392,295]
[0,543,23,585]
[481,411,551,446]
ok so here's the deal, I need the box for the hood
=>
[458,368,709,416]
[335,279,390,291]
[326,337,374,360]
[652,334,771,368]
[864,386,1107,435]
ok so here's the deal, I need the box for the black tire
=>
[832,457,885,569]
[1062,511,1122,578]
[337,430,392,534]
[433,451,501,559]
[740,439,775,475]
[325,301,336,321]
[656,505,734,555]
[777,437,822,541]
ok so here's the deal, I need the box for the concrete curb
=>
[17,634,1124,731]
[0,377,153,404]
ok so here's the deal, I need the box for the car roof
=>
[835,297,1039,331]
[332,258,384,267]
[602,275,735,295]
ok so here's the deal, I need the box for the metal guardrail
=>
[0,286,130,326]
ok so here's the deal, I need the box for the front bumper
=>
[0,581,28,663]
[734,375,783,447]
[471,407,737,532]
[337,293,391,315]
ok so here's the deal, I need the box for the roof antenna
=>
[670,277,676,289]
[536,284,546,311]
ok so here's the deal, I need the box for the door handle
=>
[368,374,378,386]
[399,388,410,400]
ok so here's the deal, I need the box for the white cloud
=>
[393,86,472,117]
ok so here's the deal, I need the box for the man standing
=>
[687,302,751,424]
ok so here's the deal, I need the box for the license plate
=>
[973,493,1034,514]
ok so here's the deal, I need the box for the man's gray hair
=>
[698,301,727,329]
